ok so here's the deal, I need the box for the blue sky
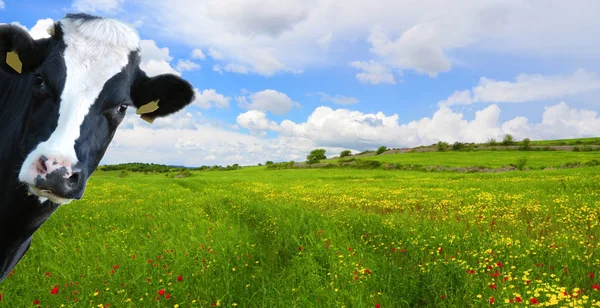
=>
[2,0,600,166]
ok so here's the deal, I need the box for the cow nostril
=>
[67,171,81,187]
[36,156,48,174]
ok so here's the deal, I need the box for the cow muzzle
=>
[21,154,85,204]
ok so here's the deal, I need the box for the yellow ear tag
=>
[140,114,156,124]
[136,100,160,115]
[6,51,23,74]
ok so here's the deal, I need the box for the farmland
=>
[1,150,600,307]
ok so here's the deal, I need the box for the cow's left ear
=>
[0,24,50,75]
[130,69,195,123]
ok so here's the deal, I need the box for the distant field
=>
[1,161,600,307]
[528,137,600,146]
[327,150,600,169]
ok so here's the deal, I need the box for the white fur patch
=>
[18,16,140,204]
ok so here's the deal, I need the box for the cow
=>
[0,13,195,283]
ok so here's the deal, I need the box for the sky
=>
[1,0,600,167]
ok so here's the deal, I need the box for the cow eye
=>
[35,74,45,86]
[117,104,128,115]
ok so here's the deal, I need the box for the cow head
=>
[0,14,194,205]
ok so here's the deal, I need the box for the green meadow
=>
[331,150,600,169]
[1,149,600,307]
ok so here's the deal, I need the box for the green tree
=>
[306,149,326,164]
[340,150,352,158]
[436,141,449,152]
[502,134,514,146]
[376,146,387,155]
[520,138,531,150]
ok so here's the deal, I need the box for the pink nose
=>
[35,155,74,177]
[33,155,83,198]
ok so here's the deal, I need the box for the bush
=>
[516,157,528,170]
[573,146,581,152]
[306,148,326,164]
[487,138,497,146]
[376,146,387,155]
[519,138,531,150]
[436,141,449,152]
[452,142,465,151]
[265,161,274,165]
[340,150,352,158]
[502,134,514,146]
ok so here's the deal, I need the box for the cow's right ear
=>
[0,24,49,75]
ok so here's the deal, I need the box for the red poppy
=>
[530,298,538,305]
[50,286,59,294]
[441,294,446,299]
[45,272,51,277]
[592,284,600,290]
[166,294,171,299]
[515,297,523,303]
[489,297,494,304]
[158,289,165,296]
[590,272,595,278]
[177,275,183,282]
[489,284,497,290]
[298,246,303,251]
[33,299,40,305]
[0,293,2,301]
[113,264,119,269]
[496,262,502,267]
[375,304,380,308]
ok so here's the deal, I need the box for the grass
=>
[1,159,600,307]
[527,137,600,146]
[327,150,600,169]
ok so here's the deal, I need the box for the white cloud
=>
[223,63,250,74]
[349,61,396,85]
[122,0,600,77]
[141,60,180,77]
[140,39,172,62]
[104,101,600,167]
[213,65,224,74]
[193,89,230,109]
[138,40,180,77]
[278,102,600,150]
[72,0,124,13]
[236,110,279,135]
[439,69,600,106]
[208,48,224,60]
[237,89,300,115]
[315,92,359,105]
[0,0,4,9]
[191,49,206,60]
[176,59,201,72]
[2,18,55,40]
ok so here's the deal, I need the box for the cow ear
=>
[130,68,195,123]
[0,24,49,75]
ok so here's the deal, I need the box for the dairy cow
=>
[0,13,195,282]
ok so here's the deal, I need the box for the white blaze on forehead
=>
[18,16,140,187]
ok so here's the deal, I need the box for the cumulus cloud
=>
[120,0,600,77]
[138,40,180,76]
[236,110,279,135]
[193,89,231,109]
[439,69,600,106]
[105,101,600,167]
[176,60,201,72]
[314,92,359,105]
[2,18,55,40]
[72,0,124,13]
[349,61,396,85]
[278,102,600,150]
[237,89,301,115]
[191,49,206,60]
